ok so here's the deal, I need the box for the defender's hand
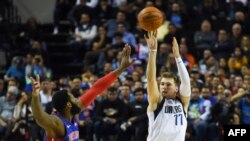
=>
[30,75,41,97]
[119,44,134,70]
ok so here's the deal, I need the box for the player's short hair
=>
[52,90,69,113]
[161,72,180,86]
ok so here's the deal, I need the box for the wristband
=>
[150,49,157,52]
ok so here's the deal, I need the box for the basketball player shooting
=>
[145,31,191,141]
[30,44,133,141]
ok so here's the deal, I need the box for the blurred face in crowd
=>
[232,23,242,36]
[179,43,188,55]
[116,12,126,22]
[201,20,211,32]
[8,79,18,87]
[159,43,171,54]
[132,71,140,81]
[206,56,216,66]
[234,76,243,88]
[117,23,126,33]
[172,3,180,13]
[235,11,245,21]
[168,24,177,34]
[108,90,118,101]
[218,29,228,41]
[241,36,250,47]
[104,62,112,72]
[234,47,242,57]
[217,84,225,94]
[120,85,131,99]
[71,78,81,89]
[219,58,227,68]
[211,77,220,87]
[80,13,90,24]
[241,65,249,75]
[32,41,42,50]
[201,87,211,99]
[191,87,200,100]
[135,90,144,102]
[223,89,232,101]
[223,78,231,89]
[203,49,212,59]
[134,81,143,89]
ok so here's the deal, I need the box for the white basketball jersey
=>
[147,99,187,141]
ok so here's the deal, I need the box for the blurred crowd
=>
[0,0,250,141]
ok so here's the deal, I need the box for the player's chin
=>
[163,93,175,99]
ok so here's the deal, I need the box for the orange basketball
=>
[137,6,163,31]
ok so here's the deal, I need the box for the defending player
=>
[30,44,133,141]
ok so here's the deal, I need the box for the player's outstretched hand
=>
[144,30,158,50]
[119,44,134,70]
[30,75,40,97]
[172,37,181,58]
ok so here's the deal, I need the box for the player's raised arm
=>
[79,44,134,108]
[145,31,161,112]
[30,75,65,138]
[172,37,191,112]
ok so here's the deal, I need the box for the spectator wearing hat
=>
[0,86,19,137]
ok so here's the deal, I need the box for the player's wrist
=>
[150,49,157,52]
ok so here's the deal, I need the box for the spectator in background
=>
[0,86,19,138]
[179,41,196,70]
[75,0,99,8]
[195,85,214,141]
[163,23,182,44]
[94,0,116,24]
[223,0,245,21]
[235,90,250,124]
[67,0,94,26]
[119,84,135,104]
[240,35,250,60]
[229,23,243,47]
[218,58,230,77]
[228,47,248,74]
[156,42,172,74]
[166,2,187,31]
[204,55,219,76]
[194,20,216,54]
[113,22,137,49]
[198,49,213,74]
[94,86,128,141]
[5,90,35,141]
[83,25,112,72]
[213,29,233,59]
[187,85,202,141]
[200,0,219,21]
[16,17,46,53]
[53,0,75,34]
[105,11,130,38]
[233,11,250,35]
[135,33,149,65]
[4,56,25,89]
[120,88,148,141]
[161,53,178,74]
[68,13,97,63]
[39,79,53,111]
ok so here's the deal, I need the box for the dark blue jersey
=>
[44,114,79,141]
